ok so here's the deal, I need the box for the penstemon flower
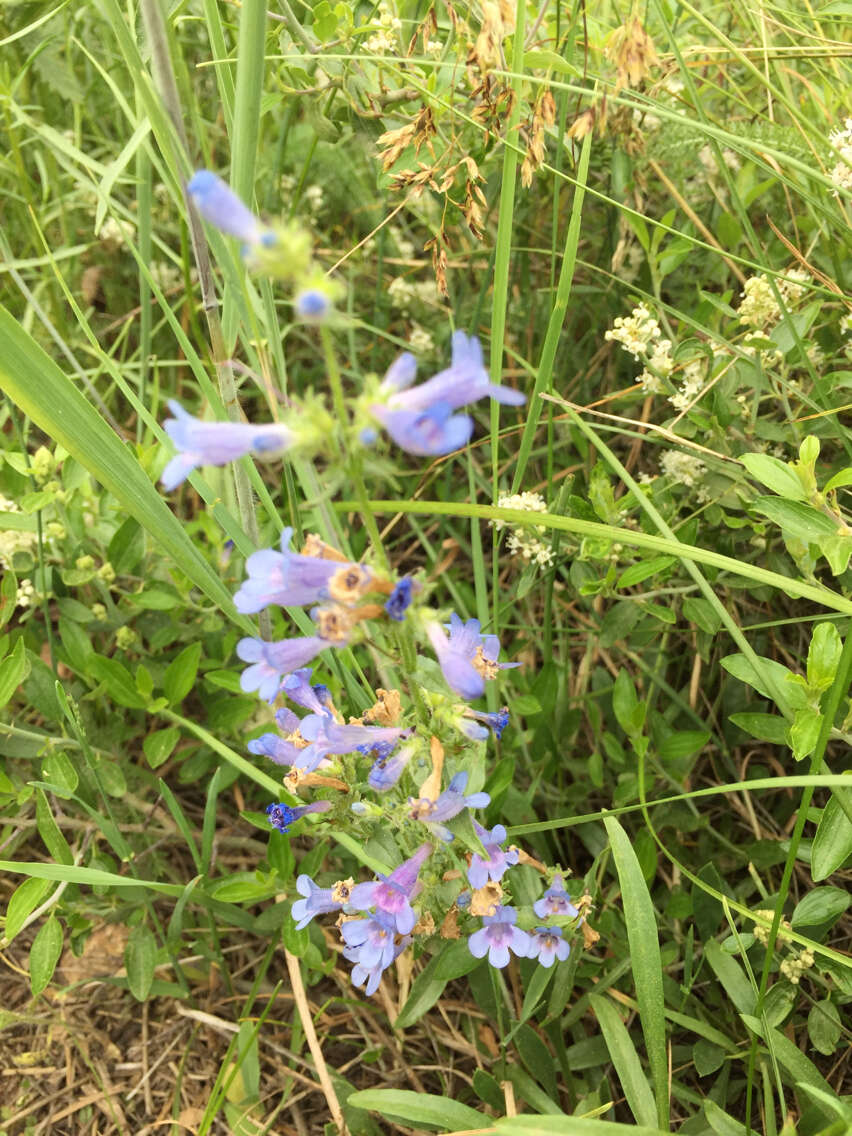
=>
[188,170,275,248]
[426,613,519,700]
[467,905,531,968]
[161,401,294,490]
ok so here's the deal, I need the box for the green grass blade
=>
[603,815,669,1129]
[589,993,659,1128]
[0,304,244,624]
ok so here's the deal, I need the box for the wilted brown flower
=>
[605,12,659,93]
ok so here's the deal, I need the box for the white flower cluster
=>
[669,357,705,411]
[408,325,434,354]
[98,216,135,249]
[16,579,35,608]
[279,177,325,216]
[829,118,852,195]
[494,492,554,567]
[150,261,182,291]
[605,303,674,394]
[365,1,401,54]
[738,270,811,329]
[388,275,439,315]
[659,449,706,487]
[697,144,741,176]
[0,495,37,568]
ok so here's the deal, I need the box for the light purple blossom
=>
[467,822,519,890]
[234,527,370,614]
[380,332,526,413]
[265,799,331,834]
[290,874,346,930]
[294,288,331,321]
[301,718,410,759]
[409,771,490,842]
[459,707,510,741]
[237,635,343,701]
[344,936,408,997]
[426,614,519,701]
[370,402,474,457]
[348,843,432,934]
[340,913,398,970]
[368,741,415,791]
[533,876,580,920]
[187,170,274,247]
[161,401,293,490]
[467,905,531,969]
[526,926,571,968]
[279,669,329,715]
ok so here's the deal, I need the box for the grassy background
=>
[1,0,851,1133]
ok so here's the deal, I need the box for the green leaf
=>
[720,653,808,712]
[125,924,157,1001]
[603,816,668,1128]
[0,303,245,626]
[35,788,74,865]
[790,707,823,761]
[807,622,843,691]
[729,712,789,744]
[741,1015,835,1113]
[823,467,852,493]
[89,655,147,709]
[5,876,52,944]
[751,497,839,543]
[495,1119,671,1135]
[0,570,17,630]
[346,1089,484,1131]
[29,914,63,997]
[612,670,646,737]
[741,453,807,500]
[807,999,841,1056]
[682,596,722,635]
[163,642,202,705]
[703,940,756,1014]
[143,727,180,769]
[617,556,676,588]
[693,1038,725,1077]
[0,639,29,710]
[811,790,852,880]
[791,886,849,926]
[107,517,145,574]
[657,730,709,761]
[590,994,657,1127]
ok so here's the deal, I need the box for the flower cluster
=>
[605,302,673,394]
[493,491,554,568]
[155,170,589,999]
[828,118,852,195]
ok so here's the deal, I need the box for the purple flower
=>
[526,926,571,968]
[290,874,351,930]
[161,401,294,490]
[234,527,371,614]
[467,823,519,890]
[301,717,410,760]
[280,669,329,715]
[237,635,343,701]
[409,771,490,842]
[467,905,531,969]
[426,614,519,701]
[368,741,415,791]
[348,843,432,934]
[265,799,331,834]
[381,332,526,413]
[344,936,408,996]
[294,288,331,321]
[370,401,474,457]
[187,170,274,247]
[459,707,510,741]
[340,913,398,970]
[533,876,579,920]
[384,578,414,621]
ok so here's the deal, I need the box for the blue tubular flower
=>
[187,170,274,247]
[467,905,531,969]
[384,578,414,621]
[368,741,415,791]
[290,874,351,929]
[370,402,474,457]
[426,614,519,701]
[340,913,398,970]
[161,401,294,490]
[265,799,331,834]
[294,288,331,322]
[409,771,490,842]
[533,875,580,920]
[526,927,571,968]
[237,635,346,701]
[460,707,510,740]
[467,822,520,890]
[348,843,432,935]
[381,332,526,413]
[301,718,410,759]
[234,527,372,614]
[280,669,329,715]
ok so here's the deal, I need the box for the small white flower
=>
[659,450,707,487]
[494,492,554,568]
